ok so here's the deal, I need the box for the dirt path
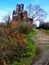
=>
[31,29,49,46]
[31,29,49,65]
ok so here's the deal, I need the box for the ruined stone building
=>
[12,4,28,21]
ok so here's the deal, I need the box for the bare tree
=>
[2,12,11,24]
[26,4,47,21]
[3,15,10,22]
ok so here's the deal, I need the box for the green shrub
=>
[19,22,32,34]
[11,62,20,65]
[13,22,32,34]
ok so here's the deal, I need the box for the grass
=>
[11,29,37,65]
[39,28,49,34]
[22,29,37,65]
[43,29,49,34]
[0,25,37,65]
[20,29,37,65]
[26,29,37,38]
[0,26,38,65]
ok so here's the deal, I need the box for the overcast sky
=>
[0,0,49,22]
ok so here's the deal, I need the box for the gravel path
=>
[31,29,49,65]
[31,29,49,45]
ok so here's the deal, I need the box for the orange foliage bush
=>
[10,31,27,45]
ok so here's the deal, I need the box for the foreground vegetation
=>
[0,21,48,65]
[0,22,37,65]
[10,25,37,65]
[11,30,36,65]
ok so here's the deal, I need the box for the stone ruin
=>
[12,4,27,21]
[12,4,33,23]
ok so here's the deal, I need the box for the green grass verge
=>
[19,29,37,65]
[42,29,49,34]
[39,28,49,34]
[11,29,37,65]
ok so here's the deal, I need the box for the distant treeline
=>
[39,22,49,29]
